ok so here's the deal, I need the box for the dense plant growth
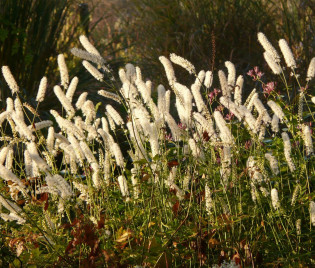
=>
[0,32,314,267]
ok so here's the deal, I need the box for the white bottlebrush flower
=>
[14,97,24,120]
[0,111,9,125]
[278,39,296,68]
[271,114,280,133]
[50,110,84,140]
[204,71,213,88]
[257,32,280,62]
[193,112,217,141]
[54,85,75,117]
[1,66,19,94]
[135,66,142,82]
[170,53,196,74]
[244,88,257,107]
[0,164,25,189]
[291,184,300,206]
[46,174,73,198]
[234,75,243,106]
[46,127,55,154]
[112,143,124,167]
[267,100,285,121]
[157,84,166,113]
[188,138,204,159]
[6,97,14,113]
[70,47,106,66]
[67,134,84,164]
[0,146,10,165]
[118,175,129,197]
[27,141,50,172]
[24,150,32,177]
[131,168,139,200]
[0,195,22,214]
[191,80,206,114]
[310,201,315,226]
[306,57,315,81]
[253,97,271,124]
[0,213,25,225]
[65,76,79,102]
[5,147,13,170]
[91,162,101,188]
[79,35,101,56]
[73,181,90,204]
[11,112,34,141]
[36,77,47,102]
[75,92,88,109]
[79,141,97,164]
[301,124,314,156]
[125,63,136,82]
[57,54,69,89]
[205,184,213,214]
[219,96,243,121]
[174,82,193,124]
[159,56,176,86]
[263,52,282,75]
[82,60,103,81]
[81,100,96,124]
[106,105,124,125]
[225,61,236,88]
[218,70,230,98]
[214,111,234,144]
[165,90,171,114]
[29,120,53,132]
[101,117,109,133]
[98,90,120,103]
[271,188,280,209]
[265,152,279,175]
[149,124,159,157]
[281,132,295,172]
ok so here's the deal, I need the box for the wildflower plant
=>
[0,32,314,267]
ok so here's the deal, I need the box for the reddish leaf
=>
[39,192,48,202]
[168,160,179,168]
[172,200,180,216]
[203,131,210,141]
[232,252,241,265]
[44,200,49,211]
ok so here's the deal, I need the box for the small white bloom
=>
[66,76,79,102]
[257,32,280,62]
[306,57,315,81]
[271,188,280,209]
[170,53,196,74]
[281,132,295,172]
[225,61,236,87]
[234,75,243,106]
[301,124,314,155]
[57,54,69,88]
[263,52,282,75]
[82,60,104,81]
[279,39,296,68]
[54,85,75,117]
[204,71,213,88]
[159,56,176,86]
[79,35,101,56]
[36,77,47,102]
[118,175,129,197]
[310,201,315,226]
[1,66,19,94]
